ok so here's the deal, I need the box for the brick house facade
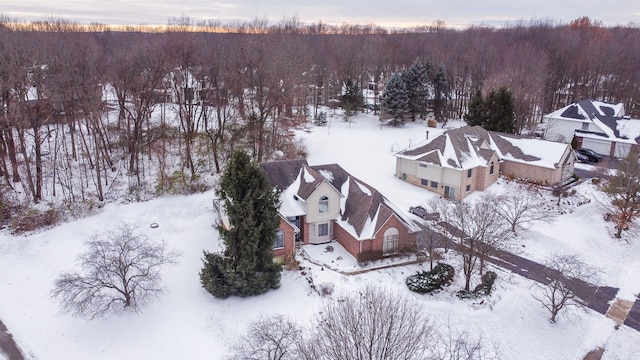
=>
[262,160,420,262]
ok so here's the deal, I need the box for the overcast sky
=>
[3,0,639,28]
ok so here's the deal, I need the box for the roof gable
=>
[546,100,640,142]
[262,160,419,240]
[396,126,572,169]
[311,163,420,240]
[262,159,309,191]
[396,126,495,170]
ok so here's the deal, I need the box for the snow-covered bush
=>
[406,263,455,294]
[457,271,497,299]
[314,111,327,126]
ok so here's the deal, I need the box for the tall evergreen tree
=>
[404,59,431,121]
[465,89,487,127]
[603,151,640,238]
[381,72,410,126]
[432,66,450,123]
[485,86,515,133]
[200,149,282,298]
[341,78,364,117]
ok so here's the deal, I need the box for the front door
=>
[444,186,455,199]
[288,216,302,241]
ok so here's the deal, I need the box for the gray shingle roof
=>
[395,125,568,168]
[262,159,309,191]
[262,160,419,240]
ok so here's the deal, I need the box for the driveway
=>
[574,157,620,179]
[418,225,620,318]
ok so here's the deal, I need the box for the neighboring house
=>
[261,159,421,263]
[543,99,640,158]
[395,126,575,200]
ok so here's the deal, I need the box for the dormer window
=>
[319,196,329,214]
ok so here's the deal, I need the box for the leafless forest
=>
[0,16,638,231]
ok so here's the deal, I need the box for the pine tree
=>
[432,66,450,123]
[404,59,431,121]
[603,151,640,238]
[341,78,364,117]
[381,72,410,126]
[200,149,282,298]
[465,89,487,127]
[485,86,515,133]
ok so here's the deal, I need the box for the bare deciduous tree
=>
[232,288,500,360]
[229,315,301,360]
[486,187,556,233]
[298,286,434,360]
[532,254,599,323]
[51,223,179,318]
[447,197,509,290]
[431,321,500,360]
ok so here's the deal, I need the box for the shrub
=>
[456,271,497,299]
[314,111,327,126]
[284,253,300,270]
[317,283,334,297]
[406,263,455,294]
[11,205,60,234]
[427,119,438,128]
[474,271,497,296]
[357,250,382,264]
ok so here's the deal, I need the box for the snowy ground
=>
[1,113,640,359]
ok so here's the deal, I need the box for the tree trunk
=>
[17,128,37,202]
[4,129,21,182]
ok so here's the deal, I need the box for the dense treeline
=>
[0,16,638,226]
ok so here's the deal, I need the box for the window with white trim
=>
[274,230,284,249]
[318,223,329,236]
[383,227,399,255]
[319,196,329,214]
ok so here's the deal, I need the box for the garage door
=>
[581,138,611,156]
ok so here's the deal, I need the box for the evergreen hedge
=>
[406,263,455,294]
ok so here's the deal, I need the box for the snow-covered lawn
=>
[1,113,640,359]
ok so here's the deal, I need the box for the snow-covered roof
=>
[396,126,571,170]
[395,126,495,170]
[492,134,569,169]
[545,99,640,143]
[262,160,420,241]
[313,163,421,240]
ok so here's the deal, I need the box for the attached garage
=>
[580,136,613,156]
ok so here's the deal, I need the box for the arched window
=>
[274,230,284,249]
[383,227,399,255]
[319,196,329,214]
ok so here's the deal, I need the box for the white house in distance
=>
[394,126,575,200]
[543,99,640,157]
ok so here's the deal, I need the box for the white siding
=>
[305,181,341,223]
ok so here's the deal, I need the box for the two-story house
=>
[261,160,420,263]
[395,126,575,200]
[543,99,640,158]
